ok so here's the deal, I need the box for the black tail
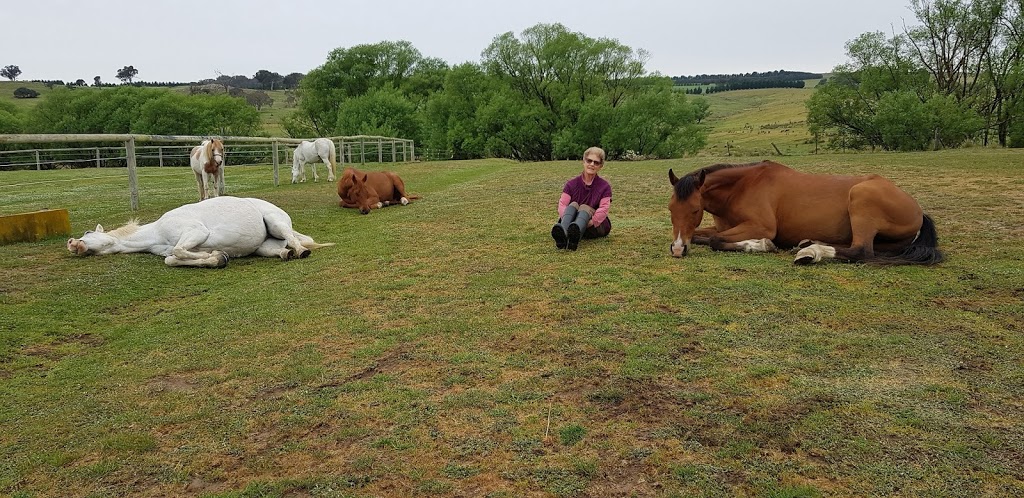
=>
[874,214,944,265]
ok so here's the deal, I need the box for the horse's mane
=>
[673,161,767,199]
[109,220,141,238]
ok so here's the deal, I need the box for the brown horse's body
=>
[668,161,943,265]
[338,167,418,214]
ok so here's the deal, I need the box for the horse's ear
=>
[95,224,104,233]
[668,169,679,185]
[362,174,368,182]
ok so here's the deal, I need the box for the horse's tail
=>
[296,232,335,250]
[874,214,945,265]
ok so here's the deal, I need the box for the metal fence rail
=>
[0,134,415,210]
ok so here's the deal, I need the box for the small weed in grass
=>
[559,424,587,446]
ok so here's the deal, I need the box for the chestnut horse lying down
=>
[667,160,943,265]
[338,167,419,214]
[67,196,332,268]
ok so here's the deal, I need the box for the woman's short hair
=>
[583,146,606,163]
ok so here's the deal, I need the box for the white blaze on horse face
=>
[671,233,687,258]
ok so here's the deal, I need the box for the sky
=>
[2,0,918,83]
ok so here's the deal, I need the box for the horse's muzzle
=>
[670,242,689,258]
[67,238,88,255]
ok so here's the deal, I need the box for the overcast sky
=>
[3,0,917,83]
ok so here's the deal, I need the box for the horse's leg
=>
[389,174,410,205]
[254,238,292,260]
[168,226,228,267]
[691,227,721,245]
[262,214,310,258]
[216,167,225,196]
[707,222,778,253]
[320,151,336,182]
[164,253,229,268]
[194,171,206,200]
[205,172,217,198]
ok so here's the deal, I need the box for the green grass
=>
[0,81,52,111]
[699,82,821,157]
[1,149,1022,496]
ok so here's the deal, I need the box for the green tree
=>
[481,23,701,160]
[0,101,23,133]
[809,1,1021,149]
[335,85,420,141]
[296,40,435,136]
[116,65,139,84]
[2,65,22,81]
[253,70,284,90]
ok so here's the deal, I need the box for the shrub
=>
[13,87,39,99]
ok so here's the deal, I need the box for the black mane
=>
[672,162,766,199]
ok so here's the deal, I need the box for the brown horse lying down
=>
[337,167,419,214]
[668,160,944,265]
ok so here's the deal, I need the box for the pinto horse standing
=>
[67,196,332,268]
[337,166,418,214]
[292,138,337,183]
[667,160,943,265]
[190,139,225,200]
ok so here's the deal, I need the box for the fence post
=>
[338,140,345,168]
[272,141,279,186]
[158,146,164,167]
[95,148,101,168]
[360,138,366,164]
[35,150,41,171]
[378,137,383,163]
[125,137,139,211]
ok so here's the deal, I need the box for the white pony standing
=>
[292,138,337,184]
[190,139,225,200]
[67,196,332,268]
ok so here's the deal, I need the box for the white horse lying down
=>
[67,196,332,268]
[292,138,337,183]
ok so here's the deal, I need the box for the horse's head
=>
[208,139,224,166]
[668,168,706,258]
[67,224,116,256]
[346,172,378,215]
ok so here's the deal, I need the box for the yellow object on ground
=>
[0,209,71,244]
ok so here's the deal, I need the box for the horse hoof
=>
[216,252,229,268]
[797,239,814,249]
[298,249,311,259]
[794,255,814,265]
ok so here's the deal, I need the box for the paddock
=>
[0,134,415,210]
[1,150,1022,497]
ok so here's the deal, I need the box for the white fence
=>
[0,134,415,210]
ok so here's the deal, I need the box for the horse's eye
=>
[84,230,93,235]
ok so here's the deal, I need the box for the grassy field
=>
[697,79,822,157]
[1,150,1022,497]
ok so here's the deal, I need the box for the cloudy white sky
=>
[3,0,917,83]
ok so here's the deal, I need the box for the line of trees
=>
[700,79,807,94]
[808,0,1024,150]
[672,70,822,85]
[287,24,709,160]
[0,86,261,137]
